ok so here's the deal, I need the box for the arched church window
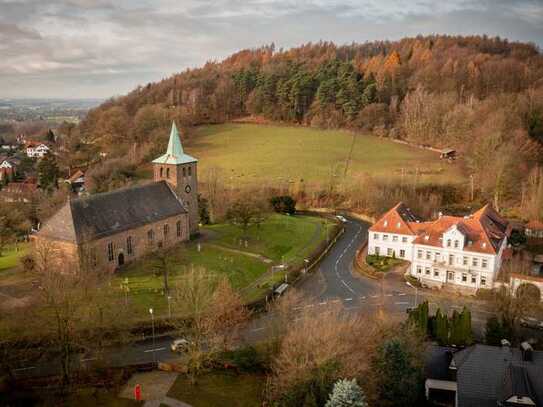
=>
[166,168,170,178]
[160,167,163,178]
[188,166,192,176]
[183,167,186,177]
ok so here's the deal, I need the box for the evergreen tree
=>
[326,379,367,407]
[459,307,473,346]
[434,309,450,345]
[37,152,59,192]
[372,339,422,407]
[485,316,508,345]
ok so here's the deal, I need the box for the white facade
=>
[368,204,509,292]
[26,144,50,158]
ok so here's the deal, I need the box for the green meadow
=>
[187,124,463,185]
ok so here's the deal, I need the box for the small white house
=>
[26,142,50,158]
[368,203,510,292]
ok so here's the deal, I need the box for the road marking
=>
[144,347,166,353]
[371,295,378,298]
[319,301,327,305]
[251,327,265,332]
[14,366,36,372]
[81,357,97,362]
[344,298,353,301]
[395,302,409,305]
[386,294,393,297]
[305,304,314,308]
[398,293,406,296]
[340,279,356,294]
[345,306,360,310]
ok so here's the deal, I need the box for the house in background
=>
[0,178,38,203]
[368,203,511,292]
[65,169,85,194]
[0,157,19,182]
[425,343,543,407]
[25,141,50,158]
[525,220,543,239]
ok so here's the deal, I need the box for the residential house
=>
[425,343,543,407]
[368,203,510,292]
[525,220,543,239]
[0,178,38,203]
[0,157,20,182]
[65,169,85,193]
[25,141,50,158]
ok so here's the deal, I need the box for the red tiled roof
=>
[370,203,510,255]
[526,220,543,231]
[369,202,421,235]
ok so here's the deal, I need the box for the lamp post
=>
[149,308,156,364]
[167,296,172,319]
[406,282,418,307]
[303,258,309,274]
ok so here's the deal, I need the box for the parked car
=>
[171,338,191,352]
[520,317,543,330]
[336,215,348,223]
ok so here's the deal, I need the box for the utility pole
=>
[470,174,474,202]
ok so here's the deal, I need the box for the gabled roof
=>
[371,202,510,255]
[152,122,197,165]
[37,181,187,243]
[369,202,421,235]
[526,220,543,231]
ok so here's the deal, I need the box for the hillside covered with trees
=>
[71,35,543,217]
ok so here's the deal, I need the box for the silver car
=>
[170,338,191,352]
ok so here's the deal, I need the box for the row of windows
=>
[373,233,408,243]
[158,166,193,179]
[416,250,488,269]
[446,239,461,249]
[107,220,185,262]
[415,266,487,286]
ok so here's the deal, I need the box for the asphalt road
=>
[9,216,507,378]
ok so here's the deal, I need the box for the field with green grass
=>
[0,244,28,272]
[113,214,334,317]
[187,124,463,185]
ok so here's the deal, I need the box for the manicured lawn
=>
[0,243,28,272]
[186,123,463,185]
[366,254,405,272]
[113,242,268,316]
[167,371,265,407]
[205,213,335,265]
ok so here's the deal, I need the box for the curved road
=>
[13,216,496,378]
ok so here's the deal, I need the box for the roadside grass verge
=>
[0,243,29,273]
[167,371,265,407]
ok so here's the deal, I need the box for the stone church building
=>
[33,122,198,272]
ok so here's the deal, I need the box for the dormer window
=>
[482,242,486,249]
[425,235,429,241]
[454,240,459,249]
[384,220,388,227]
[396,222,401,228]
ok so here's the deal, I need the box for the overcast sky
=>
[1,0,542,99]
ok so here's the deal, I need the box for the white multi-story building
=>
[368,203,510,291]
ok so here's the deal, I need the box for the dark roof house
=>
[425,343,543,407]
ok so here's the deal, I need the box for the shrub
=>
[270,196,296,215]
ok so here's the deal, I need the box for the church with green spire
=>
[33,122,199,273]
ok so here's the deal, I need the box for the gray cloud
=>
[0,0,542,98]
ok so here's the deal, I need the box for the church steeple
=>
[152,121,199,235]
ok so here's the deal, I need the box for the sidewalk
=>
[119,370,192,407]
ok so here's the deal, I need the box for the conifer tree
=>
[326,379,367,407]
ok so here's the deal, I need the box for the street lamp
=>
[149,308,156,364]
[167,296,172,319]
[406,282,418,307]
[303,258,309,274]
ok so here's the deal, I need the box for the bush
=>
[270,196,297,215]
[20,254,35,273]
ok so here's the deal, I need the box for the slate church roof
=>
[37,181,186,244]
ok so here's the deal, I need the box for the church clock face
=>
[185,185,191,193]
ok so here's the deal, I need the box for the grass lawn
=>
[204,213,335,265]
[0,243,28,272]
[167,371,264,407]
[113,214,332,316]
[187,123,463,185]
[366,254,405,272]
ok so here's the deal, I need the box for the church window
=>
[183,167,186,177]
[166,168,170,178]
[164,224,169,238]
[127,236,133,255]
[160,167,163,178]
[148,229,154,243]
[107,242,114,262]
[176,220,182,237]
[188,166,192,176]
